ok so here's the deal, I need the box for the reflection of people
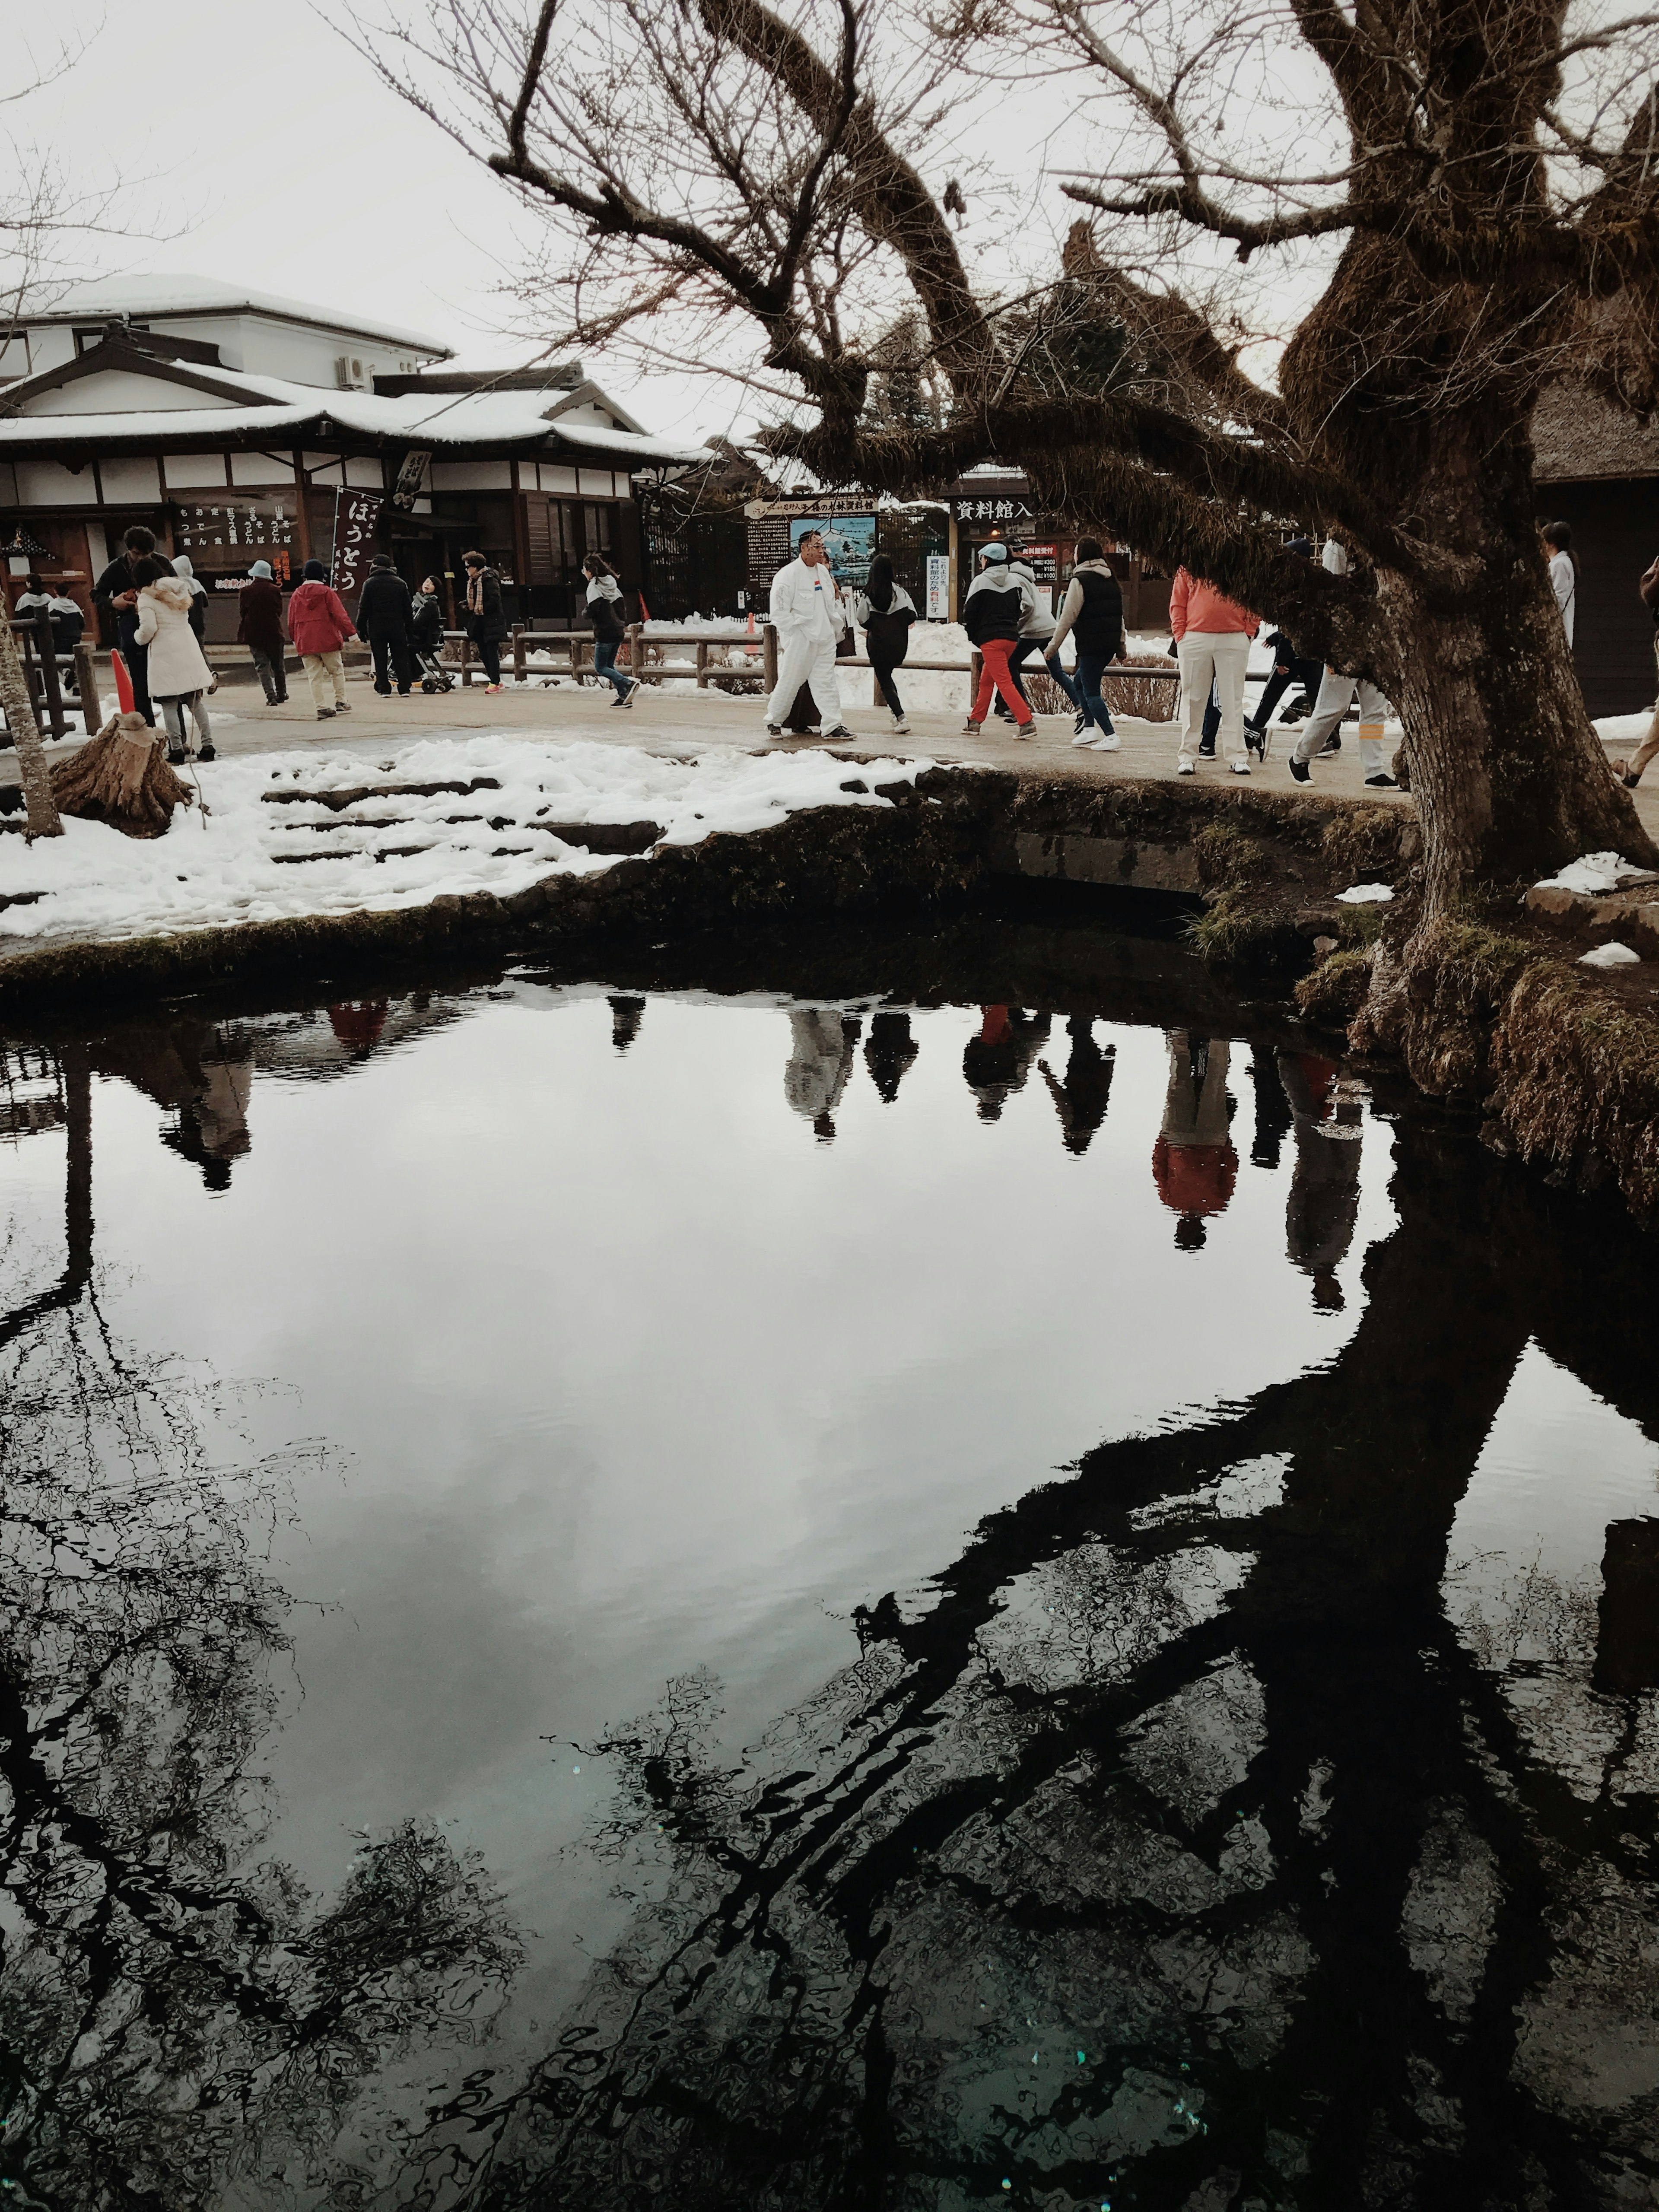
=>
[1277,1051,1365,1308]
[1249,1043,1294,1169]
[609,995,646,1052]
[1038,1017,1116,1154]
[156,1039,253,1192]
[327,1002,389,1058]
[963,1006,1050,1121]
[1152,1031,1237,1247]
[864,1011,918,1103]
[766,530,850,741]
[785,1011,860,1139]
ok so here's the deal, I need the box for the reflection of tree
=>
[453,1126,1659,2209]
[0,1093,521,2207]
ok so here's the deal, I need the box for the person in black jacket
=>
[1242,535,1322,757]
[410,577,446,659]
[355,554,416,697]
[93,525,178,726]
[962,544,1036,735]
[1047,539,1124,749]
[462,551,509,692]
[582,554,638,703]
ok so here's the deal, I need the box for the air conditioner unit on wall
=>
[334,355,368,391]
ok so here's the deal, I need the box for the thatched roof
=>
[1533,379,1659,483]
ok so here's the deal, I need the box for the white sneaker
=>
[1090,732,1121,751]
[1231,760,1250,775]
[890,718,910,735]
[1071,730,1095,747]
[1177,759,1195,775]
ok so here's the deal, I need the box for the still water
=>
[0,922,1656,2211]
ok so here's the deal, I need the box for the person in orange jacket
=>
[1170,570,1259,776]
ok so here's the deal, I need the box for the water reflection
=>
[0,947,1653,2210]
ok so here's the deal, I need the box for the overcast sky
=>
[13,4,725,440]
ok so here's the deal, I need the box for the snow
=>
[0,735,936,946]
[1534,851,1653,896]
[1335,883,1395,903]
[1580,941,1642,967]
[1593,711,1653,747]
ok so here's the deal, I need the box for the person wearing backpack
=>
[850,555,917,734]
[962,543,1036,736]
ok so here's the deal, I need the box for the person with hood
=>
[355,553,416,698]
[461,551,508,692]
[93,524,177,727]
[962,543,1037,736]
[583,553,639,704]
[1004,551,1082,724]
[133,556,217,762]
[1170,568,1259,774]
[849,553,916,734]
[1047,538,1124,749]
[765,529,851,739]
[411,577,446,661]
[238,560,288,704]
[13,575,51,624]
[46,587,84,691]
[173,554,209,643]
[286,559,356,720]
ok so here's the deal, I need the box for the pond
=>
[0,915,1655,2211]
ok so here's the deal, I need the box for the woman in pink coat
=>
[286,559,356,721]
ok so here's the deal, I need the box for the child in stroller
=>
[411,577,452,692]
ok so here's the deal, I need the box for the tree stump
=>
[51,714,195,839]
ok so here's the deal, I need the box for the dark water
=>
[1,918,1656,2212]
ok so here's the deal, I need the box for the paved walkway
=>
[13,659,1659,837]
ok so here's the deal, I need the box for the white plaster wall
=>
[305,456,386,489]
[163,454,231,489]
[230,451,296,484]
[99,457,162,503]
[536,464,579,493]
[430,461,513,491]
[17,461,97,506]
[25,369,239,415]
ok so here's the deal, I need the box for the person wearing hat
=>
[238,560,289,705]
[962,542,1037,736]
[285,559,357,720]
[355,553,416,699]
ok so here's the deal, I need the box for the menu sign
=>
[330,490,384,598]
[172,499,297,570]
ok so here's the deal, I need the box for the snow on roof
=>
[0,358,714,465]
[23,275,452,358]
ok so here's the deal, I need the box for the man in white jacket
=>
[766,531,851,739]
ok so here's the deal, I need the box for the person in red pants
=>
[961,544,1036,736]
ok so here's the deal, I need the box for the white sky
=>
[12,4,724,441]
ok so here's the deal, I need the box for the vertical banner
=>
[925,553,950,620]
[330,488,385,599]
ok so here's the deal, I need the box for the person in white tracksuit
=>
[1286,537,1398,788]
[766,530,850,738]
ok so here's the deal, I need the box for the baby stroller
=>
[416,647,454,694]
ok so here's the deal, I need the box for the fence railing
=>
[1,612,81,740]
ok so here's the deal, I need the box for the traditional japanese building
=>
[0,277,710,639]
[1532,379,1659,718]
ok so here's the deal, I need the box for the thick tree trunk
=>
[0,617,62,840]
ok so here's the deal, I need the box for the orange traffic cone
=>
[110,650,136,714]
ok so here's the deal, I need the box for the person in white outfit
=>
[766,531,850,739]
[1543,521,1578,650]
[1286,537,1397,788]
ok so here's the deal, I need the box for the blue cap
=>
[980,541,1009,562]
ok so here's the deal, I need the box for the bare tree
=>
[353,0,1659,929]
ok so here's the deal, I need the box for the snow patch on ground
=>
[0,734,935,946]
[1593,711,1652,747]
[1580,941,1642,967]
[1535,851,1653,895]
[1336,882,1395,903]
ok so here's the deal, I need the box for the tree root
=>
[51,715,195,839]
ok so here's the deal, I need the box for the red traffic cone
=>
[746,610,755,635]
[110,650,135,714]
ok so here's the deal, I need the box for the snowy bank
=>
[0,735,935,947]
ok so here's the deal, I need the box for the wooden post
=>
[762,620,778,692]
[573,635,591,683]
[0,621,62,837]
[625,622,642,680]
[970,647,982,715]
[696,640,709,690]
[73,642,101,727]
[34,611,67,739]
[292,452,312,570]
[459,632,473,686]
[512,624,526,685]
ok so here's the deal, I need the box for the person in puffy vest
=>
[1048,539,1124,750]
[962,543,1036,736]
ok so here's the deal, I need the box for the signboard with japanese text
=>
[950,494,1033,524]
[391,450,431,512]
[746,513,792,595]
[925,553,950,620]
[790,513,874,591]
[330,489,384,599]
[744,496,877,520]
[170,498,297,572]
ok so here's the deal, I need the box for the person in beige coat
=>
[133,558,216,761]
